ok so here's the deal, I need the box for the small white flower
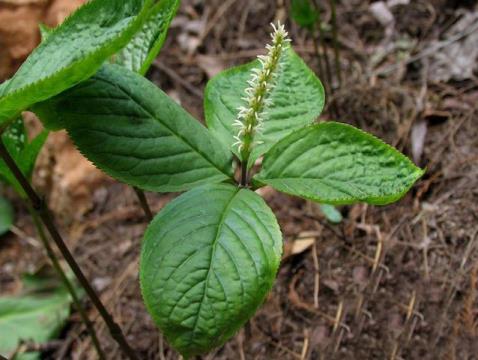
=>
[233,22,291,157]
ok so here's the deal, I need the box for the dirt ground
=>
[1,0,478,359]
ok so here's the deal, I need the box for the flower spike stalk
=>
[234,22,291,184]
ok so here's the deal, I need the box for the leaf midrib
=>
[96,75,232,179]
[190,187,240,338]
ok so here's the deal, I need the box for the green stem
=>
[28,206,106,360]
[0,138,139,360]
[133,187,153,221]
[330,0,342,87]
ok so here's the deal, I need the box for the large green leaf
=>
[0,118,48,196]
[0,272,75,360]
[205,46,325,167]
[0,0,154,127]
[0,196,14,236]
[254,122,424,205]
[115,0,180,75]
[34,65,233,192]
[140,183,282,357]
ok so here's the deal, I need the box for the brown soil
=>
[1,0,477,359]
[0,0,85,80]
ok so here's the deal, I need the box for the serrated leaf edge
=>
[254,121,425,205]
[0,0,155,127]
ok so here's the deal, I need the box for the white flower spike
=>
[233,22,291,162]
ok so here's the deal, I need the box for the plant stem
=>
[0,139,139,360]
[330,0,342,87]
[240,163,248,187]
[133,187,153,221]
[311,30,325,84]
[312,0,334,92]
[28,206,106,360]
[311,0,339,118]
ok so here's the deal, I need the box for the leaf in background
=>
[34,65,233,193]
[115,0,180,75]
[0,196,14,236]
[140,183,283,357]
[0,0,154,127]
[0,117,48,196]
[0,271,76,360]
[1,117,26,153]
[319,204,342,223]
[205,46,325,167]
[291,0,319,29]
[254,122,424,205]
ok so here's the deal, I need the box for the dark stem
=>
[330,0,342,87]
[312,0,340,118]
[312,0,334,92]
[133,187,153,221]
[321,37,334,93]
[28,207,106,360]
[0,139,139,360]
[240,163,248,187]
[311,28,325,82]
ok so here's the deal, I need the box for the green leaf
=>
[254,122,424,205]
[34,64,233,192]
[319,204,342,223]
[291,0,319,29]
[0,272,75,360]
[0,118,48,196]
[0,0,154,127]
[205,46,325,167]
[140,183,283,357]
[0,196,14,236]
[2,117,27,153]
[115,0,180,75]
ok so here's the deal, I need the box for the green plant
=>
[1,2,422,358]
[0,270,80,360]
[0,117,47,196]
[0,0,178,359]
[31,22,423,357]
[0,116,107,358]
